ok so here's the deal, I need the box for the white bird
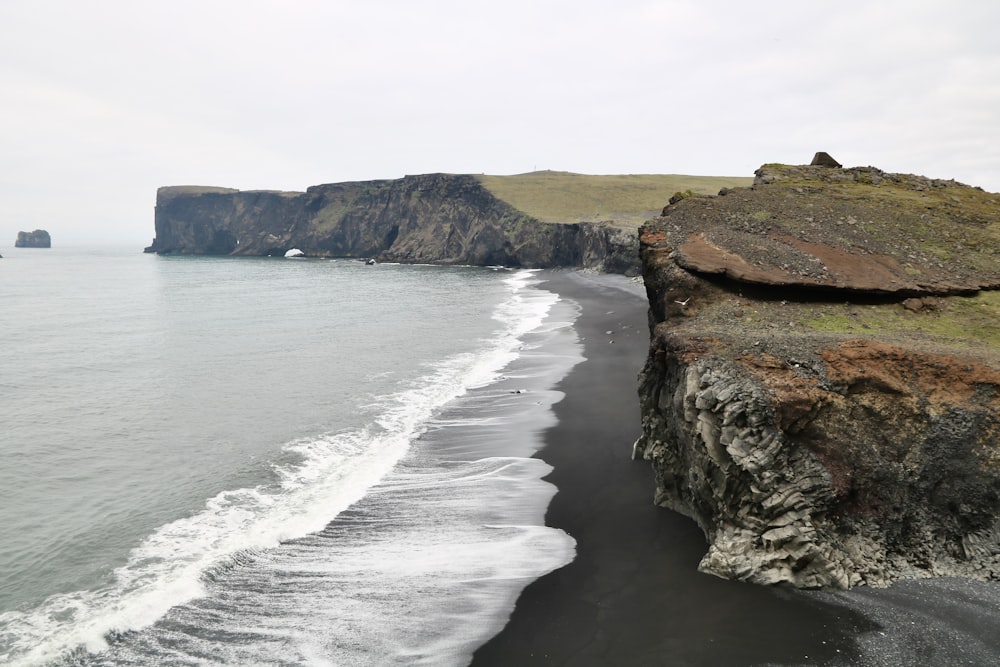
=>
[674,297,691,306]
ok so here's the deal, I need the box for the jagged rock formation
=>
[634,160,1000,589]
[15,229,51,248]
[144,174,644,273]
[810,151,842,168]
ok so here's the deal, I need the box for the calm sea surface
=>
[0,246,580,665]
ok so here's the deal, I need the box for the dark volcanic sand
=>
[471,271,1000,667]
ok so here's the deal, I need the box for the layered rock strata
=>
[634,161,1000,589]
[145,174,640,273]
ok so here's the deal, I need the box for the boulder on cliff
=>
[809,151,842,168]
[634,159,1000,589]
[15,229,51,248]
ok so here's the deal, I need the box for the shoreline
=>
[471,270,869,666]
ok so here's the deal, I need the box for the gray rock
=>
[15,229,51,248]
[810,151,842,168]
[144,175,641,274]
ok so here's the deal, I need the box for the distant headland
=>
[143,172,750,275]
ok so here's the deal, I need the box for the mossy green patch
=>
[803,291,1000,350]
[314,201,352,233]
[476,171,751,228]
[751,165,1000,279]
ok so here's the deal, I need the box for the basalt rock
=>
[15,229,51,248]
[634,160,1000,589]
[810,151,842,168]
[144,174,641,274]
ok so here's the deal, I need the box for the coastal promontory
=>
[634,158,1000,589]
[144,172,749,274]
[15,229,51,248]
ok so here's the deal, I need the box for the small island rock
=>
[15,229,51,248]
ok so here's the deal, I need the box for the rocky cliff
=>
[634,159,1000,589]
[144,173,645,273]
[15,229,51,248]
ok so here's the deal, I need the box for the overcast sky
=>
[2,0,998,245]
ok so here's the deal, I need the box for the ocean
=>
[0,245,581,665]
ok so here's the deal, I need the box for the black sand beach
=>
[472,271,1000,667]
[472,271,874,666]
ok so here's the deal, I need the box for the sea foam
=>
[0,270,580,666]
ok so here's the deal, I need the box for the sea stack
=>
[15,229,52,248]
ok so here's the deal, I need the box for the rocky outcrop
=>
[634,160,1000,589]
[15,229,51,248]
[145,174,641,273]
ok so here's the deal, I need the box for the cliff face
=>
[634,161,1000,589]
[145,174,639,273]
[15,229,51,248]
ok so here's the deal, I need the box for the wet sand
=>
[471,271,879,666]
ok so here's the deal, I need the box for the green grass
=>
[476,170,752,228]
[157,185,302,205]
[802,291,1000,350]
[159,185,240,196]
[751,165,1000,277]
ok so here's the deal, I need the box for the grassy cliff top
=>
[156,173,752,227]
[477,170,752,227]
[681,289,1000,358]
[156,185,303,205]
[643,162,1000,355]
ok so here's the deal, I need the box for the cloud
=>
[1,0,999,243]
